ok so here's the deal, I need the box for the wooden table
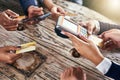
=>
[0,0,118,80]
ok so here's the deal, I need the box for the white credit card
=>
[16,42,36,54]
[88,35,103,48]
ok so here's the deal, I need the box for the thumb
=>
[87,26,93,35]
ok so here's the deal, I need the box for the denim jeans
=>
[70,0,83,5]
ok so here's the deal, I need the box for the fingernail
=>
[61,31,65,34]
[98,35,102,38]
[88,31,92,35]
[9,50,16,54]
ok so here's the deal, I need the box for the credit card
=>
[16,16,26,21]
[16,42,36,54]
[66,12,78,16]
[88,35,103,48]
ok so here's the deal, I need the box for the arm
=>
[105,62,120,80]
[96,58,120,80]
[19,0,39,15]
[43,0,54,11]
[80,20,120,35]
[98,21,120,35]
[43,0,65,15]
[63,31,120,80]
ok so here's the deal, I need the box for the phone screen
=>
[61,19,78,35]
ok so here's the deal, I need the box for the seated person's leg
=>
[60,67,86,80]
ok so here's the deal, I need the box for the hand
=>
[79,20,97,35]
[99,29,120,50]
[0,9,19,31]
[60,67,86,80]
[50,5,66,16]
[27,6,44,24]
[63,31,104,65]
[0,46,21,64]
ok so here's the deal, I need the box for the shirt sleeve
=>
[19,0,38,15]
[93,20,100,35]
[96,58,112,74]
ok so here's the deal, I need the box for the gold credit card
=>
[16,16,26,21]
[66,12,78,16]
[16,42,36,54]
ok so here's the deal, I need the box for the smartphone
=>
[56,16,88,38]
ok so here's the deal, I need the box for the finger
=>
[1,12,12,20]
[11,54,22,61]
[102,41,113,49]
[99,30,112,38]
[32,11,44,16]
[63,31,77,39]
[5,46,20,53]
[99,32,112,42]
[6,27,18,31]
[4,25,18,31]
[64,31,88,45]
[26,20,39,25]
[78,34,89,43]
[29,11,44,18]
[32,7,43,12]
[88,27,93,35]
[105,45,117,51]
[7,54,21,63]
[4,19,18,26]
[79,22,93,35]
[5,9,19,18]
[79,22,86,27]
[12,19,19,24]
[51,7,60,15]
[86,23,94,35]
[57,7,65,14]
[5,46,18,51]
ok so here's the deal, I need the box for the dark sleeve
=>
[105,62,120,80]
[98,21,120,35]
[19,0,44,15]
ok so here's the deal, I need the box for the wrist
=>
[44,0,55,11]
[93,56,105,66]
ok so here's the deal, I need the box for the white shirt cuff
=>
[93,20,100,35]
[96,58,112,74]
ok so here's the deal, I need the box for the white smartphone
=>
[56,16,88,37]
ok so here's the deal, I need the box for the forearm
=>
[98,21,120,35]
[19,0,38,15]
[43,0,55,11]
[105,62,120,80]
[96,57,120,80]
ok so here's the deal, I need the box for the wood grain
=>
[0,0,117,80]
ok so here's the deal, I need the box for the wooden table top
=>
[0,0,117,80]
